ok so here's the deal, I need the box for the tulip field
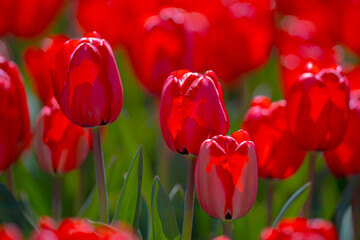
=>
[1,0,360,240]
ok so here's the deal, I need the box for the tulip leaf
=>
[0,183,34,235]
[272,182,311,227]
[112,146,143,229]
[151,176,180,240]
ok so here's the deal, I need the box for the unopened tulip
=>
[243,96,306,179]
[51,32,123,127]
[24,34,69,106]
[286,63,350,151]
[36,100,89,174]
[324,91,360,177]
[0,56,31,171]
[195,130,257,220]
[160,70,229,155]
[260,218,338,240]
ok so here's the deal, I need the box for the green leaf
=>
[151,176,180,240]
[112,146,143,228]
[0,183,35,235]
[272,182,311,227]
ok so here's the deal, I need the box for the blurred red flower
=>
[24,34,69,106]
[0,56,31,171]
[0,224,22,240]
[286,64,350,151]
[36,99,90,174]
[260,218,338,240]
[324,90,360,177]
[243,96,306,179]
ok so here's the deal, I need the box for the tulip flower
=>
[340,0,360,56]
[160,70,229,155]
[195,130,257,220]
[0,224,23,240]
[35,99,89,175]
[128,7,209,96]
[286,63,350,151]
[324,91,360,177]
[243,96,306,179]
[24,34,69,106]
[0,56,31,174]
[260,218,338,240]
[0,0,64,37]
[51,31,123,128]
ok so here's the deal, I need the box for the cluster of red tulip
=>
[0,0,360,239]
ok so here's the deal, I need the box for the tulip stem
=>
[52,175,62,221]
[5,165,14,195]
[352,176,360,240]
[222,220,232,238]
[182,156,196,240]
[304,151,317,218]
[92,127,109,223]
[267,180,275,226]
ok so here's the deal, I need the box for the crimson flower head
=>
[260,218,338,240]
[160,70,229,155]
[51,32,123,127]
[0,224,22,240]
[0,56,31,171]
[35,99,90,175]
[128,7,209,96]
[243,96,306,179]
[324,90,360,177]
[24,34,69,106]
[195,130,257,220]
[286,63,350,151]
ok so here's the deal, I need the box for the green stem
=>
[352,176,359,240]
[267,180,275,226]
[304,151,317,218]
[92,127,109,223]
[182,156,196,240]
[52,175,62,221]
[6,165,14,195]
[222,220,232,238]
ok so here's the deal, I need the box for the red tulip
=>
[0,224,23,240]
[199,0,274,84]
[277,15,337,92]
[36,99,89,174]
[340,0,360,56]
[77,0,159,47]
[286,63,350,151]
[0,0,64,37]
[56,218,99,240]
[212,236,231,240]
[0,56,31,171]
[243,96,306,179]
[324,91,360,177]
[24,34,69,106]
[195,130,257,220]
[128,7,209,96]
[160,70,229,155]
[51,32,123,127]
[260,218,338,240]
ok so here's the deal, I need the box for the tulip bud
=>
[195,130,257,220]
[51,32,123,127]
[128,7,209,96]
[160,70,229,155]
[24,34,69,106]
[35,99,89,174]
[243,96,306,179]
[0,224,23,240]
[324,91,360,177]
[56,218,99,240]
[260,218,338,240]
[0,56,31,171]
[286,64,350,151]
